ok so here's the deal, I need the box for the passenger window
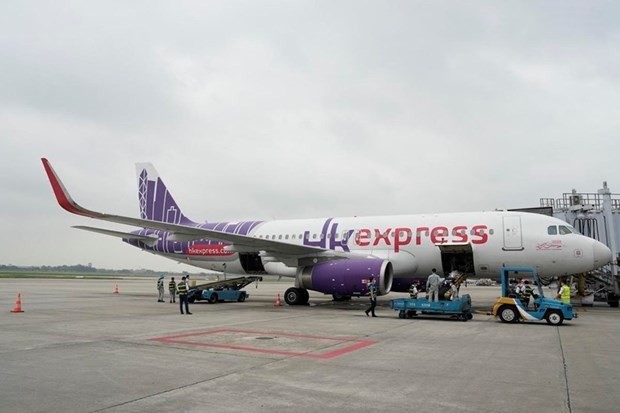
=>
[292,234,296,240]
[559,226,572,235]
[547,226,557,235]
[278,235,282,240]
[313,233,317,240]
[285,234,289,240]
[489,229,494,235]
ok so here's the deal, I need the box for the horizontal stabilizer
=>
[73,226,159,246]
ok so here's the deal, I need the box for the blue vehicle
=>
[390,294,473,321]
[492,266,577,325]
[187,276,261,304]
[201,288,248,303]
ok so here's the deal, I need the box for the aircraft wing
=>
[42,158,348,259]
[73,226,160,246]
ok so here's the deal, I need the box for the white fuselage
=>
[157,211,611,279]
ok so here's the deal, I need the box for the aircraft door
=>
[502,216,523,250]
[438,244,475,276]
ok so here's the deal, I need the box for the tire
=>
[208,293,218,304]
[545,310,564,326]
[406,310,415,319]
[466,313,473,320]
[498,305,518,323]
[188,296,195,304]
[300,289,310,305]
[398,310,405,319]
[285,288,301,305]
[237,292,246,302]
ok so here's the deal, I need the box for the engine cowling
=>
[297,258,393,296]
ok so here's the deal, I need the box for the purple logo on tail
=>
[138,168,191,224]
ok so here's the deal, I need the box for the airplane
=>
[41,158,613,305]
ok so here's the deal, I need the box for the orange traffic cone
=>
[274,293,282,307]
[11,293,24,313]
[114,284,119,294]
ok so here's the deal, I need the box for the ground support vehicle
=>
[187,276,261,303]
[201,288,249,303]
[492,267,577,325]
[390,295,473,321]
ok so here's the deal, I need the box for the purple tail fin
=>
[136,163,194,225]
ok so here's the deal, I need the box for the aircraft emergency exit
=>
[41,158,612,305]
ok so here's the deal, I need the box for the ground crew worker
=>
[365,277,378,317]
[519,280,534,307]
[508,279,519,297]
[178,276,192,315]
[450,280,459,300]
[426,268,441,302]
[168,276,177,303]
[409,283,419,299]
[556,279,571,304]
[157,276,165,303]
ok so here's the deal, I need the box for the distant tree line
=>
[0,264,205,277]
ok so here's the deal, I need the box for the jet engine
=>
[284,258,394,305]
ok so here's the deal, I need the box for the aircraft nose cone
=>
[593,241,613,268]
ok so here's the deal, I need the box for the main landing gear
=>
[284,287,309,305]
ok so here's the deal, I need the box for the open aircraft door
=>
[502,216,523,250]
[437,243,475,276]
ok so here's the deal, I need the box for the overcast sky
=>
[1,1,619,271]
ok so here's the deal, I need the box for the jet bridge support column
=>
[599,182,620,300]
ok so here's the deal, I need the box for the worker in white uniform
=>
[426,268,442,302]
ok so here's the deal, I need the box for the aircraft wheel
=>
[237,292,246,302]
[545,310,564,326]
[498,305,518,323]
[285,288,303,305]
[300,289,310,304]
[466,313,473,320]
[208,294,218,304]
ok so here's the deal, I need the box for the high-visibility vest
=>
[560,285,571,303]
[178,282,188,296]
[168,280,176,290]
[369,284,377,299]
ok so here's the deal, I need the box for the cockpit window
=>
[547,226,557,235]
[559,225,573,235]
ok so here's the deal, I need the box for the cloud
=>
[1,1,618,270]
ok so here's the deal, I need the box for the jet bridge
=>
[539,181,620,307]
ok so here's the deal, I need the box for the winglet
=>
[41,158,103,219]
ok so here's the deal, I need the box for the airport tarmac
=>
[0,278,618,413]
